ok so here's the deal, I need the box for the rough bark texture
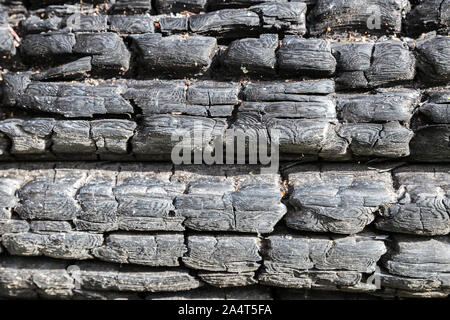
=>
[0,0,449,300]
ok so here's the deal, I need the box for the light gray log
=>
[409,125,450,161]
[249,2,306,34]
[112,0,152,13]
[147,286,273,300]
[198,272,257,287]
[189,8,260,38]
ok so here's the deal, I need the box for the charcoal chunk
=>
[384,235,450,279]
[21,32,75,57]
[338,122,413,158]
[19,82,133,118]
[0,119,55,155]
[21,15,63,33]
[189,8,260,38]
[187,81,240,106]
[90,120,136,155]
[76,263,201,292]
[0,25,15,56]
[376,165,450,235]
[0,257,74,299]
[416,36,450,84]
[67,15,107,32]
[73,33,130,72]
[0,220,29,235]
[31,57,92,81]
[131,34,217,76]
[337,90,419,123]
[286,164,397,234]
[92,234,186,266]
[277,37,336,76]
[309,0,406,35]
[2,232,103,260]
[406,0,450,35]
[109,15,154,34]
[132,115,226,159]
[182,235,261,272]
[112,0,152,14]
[365,40,416,87]
[222,34,278,75]
[154,0,208,13]
[332,42,374,89]
[30,221,73,233]
[158,17,189,34]
[244,80,335,100]
[15,170,86,220]
[147,286,273,300]
[52,121,96,154]
[419,91,450,124]
[208,0,290,10]
[259,233,386,291]
[379,271,450,298]
[173,165,286,233]
[263,233,387,272]
[409,125,450,161]
[249,2,306,34]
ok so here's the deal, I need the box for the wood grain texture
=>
[1,0,450,301]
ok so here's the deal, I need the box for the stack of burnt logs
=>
[0,0,448,300]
